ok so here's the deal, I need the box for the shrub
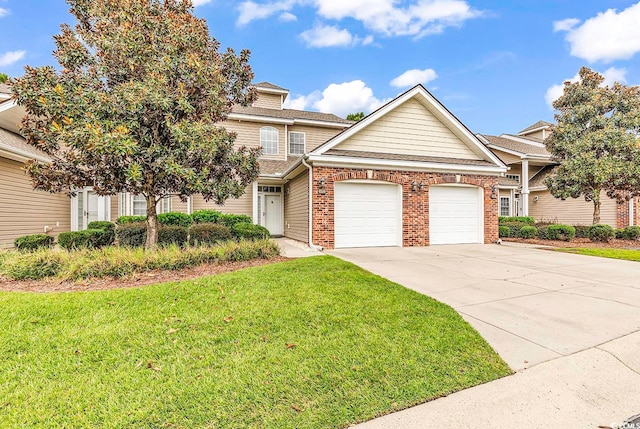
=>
[518,225,538,239]
[116,215,146,224]
[189,223,232,246]
[87,221,115,231]
[219,213,252,228]
[546,224,576,241]
[58,229,111,250]
[14,234,54,251]
[158,226,188,247]
[87,221,116,246]
[158,212,192,228]
[615,225,640,240]
[498,216,535,225]
[1,249,66,280]
[190,209,222,224]
[573,225,590,239]
[498,226,510,238]
[232,222,270,240]
[500,221,530,238]
[116,222,147,247]
[588,224,614,242]
[537,225,549,240]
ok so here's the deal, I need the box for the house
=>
[480,120,640,228]
[0,82,509,249]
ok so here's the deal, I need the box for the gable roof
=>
[0,127,49,162]
[479,134,551,157]
[518,120,552,135]
[253,82,288,92]
[529,165,555,189]
[230,104,352,126]
[309,84,506,173]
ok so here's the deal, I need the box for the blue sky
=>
[1,0,639,134]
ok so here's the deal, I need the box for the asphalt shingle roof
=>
[481,134,551,157]
[518,120,552,135]
[0,84,11,95]
[324,149,496,166]
[529,165,555,188]
[258,158,301,176]
[232,104,353,125]
[498,176,520,187]
[0,127,47,158]
[252,82,288,92]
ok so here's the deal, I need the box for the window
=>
[505,174,520,183]
[260,127,278,155]
[288,132,305,155]
[500,197,510,217]
[132,194,146,216]
[258,186,282,193]
[161,196,171,214]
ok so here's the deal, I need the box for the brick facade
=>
[311,166,499,249]
[616,197,640,229]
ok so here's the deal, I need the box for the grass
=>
[0,256,511,428]
[556,247,640,262]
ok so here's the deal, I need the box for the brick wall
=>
[617,199,629,229]
[312,166,499,249]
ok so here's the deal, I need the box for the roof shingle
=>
[231,104,353,125]
[481,134,551,157]
[252,82,288,92]
[258,158,301,176]
[0,127,48,159]
[518,120,552,135]
[324,149,495,166]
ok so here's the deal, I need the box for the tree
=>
[0,73,8,83]
[545,66,640,224]
[11,0,260,249]
[346,111,365,121]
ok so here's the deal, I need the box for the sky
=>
[1,0,640,135]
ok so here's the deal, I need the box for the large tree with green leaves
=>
[0,73,8,83]
[545,66,640,224]
[11,0,260,249]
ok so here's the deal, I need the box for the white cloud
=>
[544,67,628,109]
[390,68,437,88]
[0,7,9,18]
[300,24,356,47]
[555,2,640,63]
[237,1,296,26]
[279,12,297,22]
[552,18,579,32]
[0,50,26,67]
[192,0,213,6]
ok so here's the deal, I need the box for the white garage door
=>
[334,182,401,248]
[429,186,482,245]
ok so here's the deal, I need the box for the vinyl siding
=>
[529,190,617,227]
[191,185,253,218]
[284,170,309,242]
[0,156,71,248]
[287,124,344,154]
[491,149,521,165]
[222,120,286,161]
[523,129,546,140]
[337,98,482,160]
[253,93,282,110]
[169,195,189,214]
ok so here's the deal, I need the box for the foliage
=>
[557,247,640,262]
[587,224,615,242]
[518,225,538,239]
[13,234,54,251]
[189,223,232,246]
[87,221,115,231]
[58,229,113,250]
[500,221,530,238]
[498,225,510,238]
[157,226,188,247]
[116,215,147,225]
[346,111,365,121]
[115,222,147,247]
[0,257,510,428]
[615,225,640,240]
[0,239,278,281]
[0,73,8,83]
[537,225,549,239]
[545,224,576,241]
[190,209,222,224]
[498,216,535,225]
[232,222,270,240]
[157,212,192,228]
[545,66,640,224]
[573,225,590,239]
[11,0,260,249]
[218,213,252,228]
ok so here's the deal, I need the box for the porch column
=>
[521,159,529,216]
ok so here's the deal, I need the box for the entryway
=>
[257,185,283,236]
[71,188,110,231]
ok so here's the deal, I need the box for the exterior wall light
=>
[490,184,498,199]
[411,181,418,192]
[318,178,327,195]
[419,181,426,192]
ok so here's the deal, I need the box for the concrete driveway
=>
[329,243,640,428]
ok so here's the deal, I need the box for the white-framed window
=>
[288,131,305,155]
[260,126,278,155]
[132,194,146,216]
[506,174,520,183]
[500,197,511,217]
[161,196,171,213]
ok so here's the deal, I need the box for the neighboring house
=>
[480,120,640,228]
[0,82,510,249]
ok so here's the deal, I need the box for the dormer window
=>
[260,127,278,155]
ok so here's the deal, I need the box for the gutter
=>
[301,155,323,251]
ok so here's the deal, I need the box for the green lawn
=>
[0,256,510,428]
[556,247,640,262]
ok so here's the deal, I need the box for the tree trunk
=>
[145,194,158,251]
[593,195,601,225]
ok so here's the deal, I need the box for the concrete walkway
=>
[274,237,323,258]
[329,243,640,429]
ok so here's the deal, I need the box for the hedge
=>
[219,213,252,228]
[115,222,147,247]
[190,209,222,224]
[158,212,192,228]
[58,229,113,250]
[232,222,270,240]
[14,234,54,252]
[189,223,232,246]
[546,224,575,241]
[573,225,590,239]
[116,215,146,225]
[158,226,188,247]
[499,216,535,225]
[518,225,538,239]
[615,225,640,240]
[588,224,614,242]
[500,221,531,238]
[498,226,510,238]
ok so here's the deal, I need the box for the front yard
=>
[0,256,510,428]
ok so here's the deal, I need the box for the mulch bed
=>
[502,237,640,249]
[0,256,289,293]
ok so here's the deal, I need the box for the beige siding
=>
[0,156,71,248]
[111,198,119,222]
[529,190,617,227]
[222,120,286,161]
[284,170,309,242]
[253,93,282,110]
[523,129,546,140]
[192,185,253,218]
[491,149,521,165]
[337,98,481,160]
[287,124,344,154]
[169,195,189,214]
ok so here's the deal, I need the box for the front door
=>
[74,189,109,230]
[263,195,283,236]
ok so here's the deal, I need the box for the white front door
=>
[73,189,110,230]
[429,185,483,245]
[262,194,283,235]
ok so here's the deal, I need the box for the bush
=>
[87,221,115,231]
[190,209,222,224]
[537,225,549,239]
[232,222,270,240]
[1,249,66,280]
[116,222,147,247]
[158,225,188,247]
[588,224,614,242]
[14,234,54,251]
[219,213,253,228]
[518,225,538,239]
[158,212,192,228]
[499,226,510,238]
[189,223,232,246]
[546,224,576,241]
[573,225,590,239]
[116,215,146,224]
[500,221,530,238]
[615,225,640,240]
[58,229,112,250]
[498,216,535,225]
[87,221,116,246]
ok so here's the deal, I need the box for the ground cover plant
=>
[0,257,511,428]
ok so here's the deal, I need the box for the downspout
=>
[630,198,635,227]
[301,156,324,251]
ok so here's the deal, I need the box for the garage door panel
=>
[429,186,482,245]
